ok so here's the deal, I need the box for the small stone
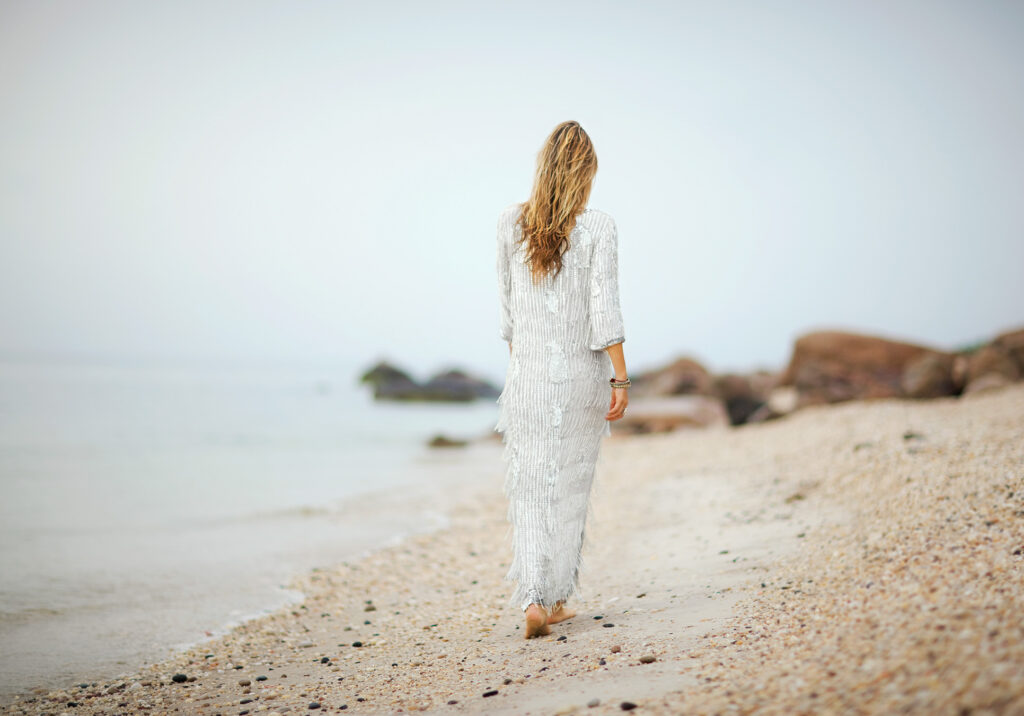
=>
[448,700,458,705]
[240,698,253,704]
[598,658,606,665]
[171,674,188,683]
[503,678,513,685]
[256,675,268,682]
[588,698,601,707]
[483,689,499,697]
[352,640,363,647]
[320,657,330,664]
[557,635,567,641]
[239,679,251,686]
[593,615,604,620]
[308,702,321,710]
[364,604,377,612]
[602,623,615,628]
[610,645,621,653]
[298,641,314,648]
[639,655,656,664]
[621,702,637,711]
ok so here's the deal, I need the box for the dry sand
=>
[3,384,1022,715]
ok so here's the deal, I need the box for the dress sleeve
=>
[497,212,514,343]
[587,216,625,351]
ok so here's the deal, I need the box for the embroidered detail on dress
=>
[546,340,569,383]
[545,287,559,314]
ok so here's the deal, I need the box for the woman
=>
[495,120,629,639]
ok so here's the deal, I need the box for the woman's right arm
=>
[604,341,628,421]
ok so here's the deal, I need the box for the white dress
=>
[494,203,626,612]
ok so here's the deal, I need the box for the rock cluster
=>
[778,326,1024,406]
[360,361,500,402]
[617,325,1023,434]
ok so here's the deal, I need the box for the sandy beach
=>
[3,383,1022,715]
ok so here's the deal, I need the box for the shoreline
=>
[3,384,1022,714]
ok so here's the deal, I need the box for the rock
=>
[308,702,321,710]
[422,369,500,401]
[621,702,638,711]
[359,361,421,400]
[238,679,251,686]
[779,330,940,406]
[639,655,656,663]
[631,356,713,397]
[588,698,601,707]
[483,689,499,697]
[901,352,958,398]
[610,645,621,653]
[992,326,1024,374]
[612,395,729,435]
[713,372,774,425]
[963,372,1013,396]
[171,674,188,683]
[965,344,1020,388]
[428,434,469,448]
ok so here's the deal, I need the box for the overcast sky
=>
[1,0,1022,383]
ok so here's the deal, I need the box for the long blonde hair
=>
[517,121,598,283]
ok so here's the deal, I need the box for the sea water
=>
[0,359,502,698]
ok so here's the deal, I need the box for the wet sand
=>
[3,384,1022,715]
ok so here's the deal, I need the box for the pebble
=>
[639,655,656,664]
[308,701,321,709]
[351,641,363,648]
[620,702,637,711]
[483,689,499,697]
[239,679,251,686]
[171,674,188,683]
[602,623,615,628]
[588,698,601,707]
[256,675,268,682]
[610,645,621,653]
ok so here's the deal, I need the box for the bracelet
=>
[609,377,631,388]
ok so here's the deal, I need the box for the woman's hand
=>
[606,386,628,421]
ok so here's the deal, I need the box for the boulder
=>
[745,386,798,423]
[631,356,713,397]
[611,395,729,435]
[779,330,943,406]
[422,369,501,401]
[713,372,775,425]
[963,343,1020,395]
[992,327,1024,374]
[428,434,469,448]
[901,352,958,399]
[359,361,422,400]
[963,372,1013,396]
[967,343,1021,383]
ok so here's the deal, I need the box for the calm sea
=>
[0,359,503,698]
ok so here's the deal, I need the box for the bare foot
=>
[524,604,550,638]
[547,601,576,625]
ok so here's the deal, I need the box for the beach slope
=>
[4,385,1022,715]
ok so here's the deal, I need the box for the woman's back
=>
[496,204,625,355]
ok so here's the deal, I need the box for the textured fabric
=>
[493,203,625,612]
